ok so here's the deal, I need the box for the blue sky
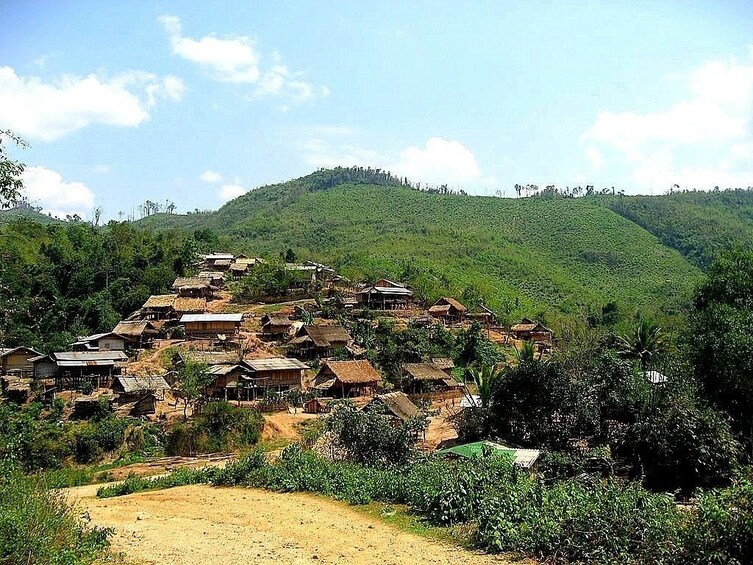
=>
[1,1,752,219]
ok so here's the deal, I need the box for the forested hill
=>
[606,189,753,270]
[136,168,713,325]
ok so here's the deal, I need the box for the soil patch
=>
[67,484,512,564]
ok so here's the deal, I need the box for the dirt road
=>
[68,484,511,565]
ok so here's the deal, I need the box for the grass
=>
[352,502,476,548]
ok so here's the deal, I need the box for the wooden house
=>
[0,346,41,375]
[71,332,127,352]
[362,391,421,423]
[180,313,243,337]
[355,279,413,310]
[402,362,461,393]
[313,360,382,398]
[33,351,128,391]
[113,320,159,348]
[289,324,351,359]
[206,364,250,400]
[201,253,234,271]
[197,272,226,287]
[510,318,553,343]
[171,277,216,299]
[303,396,334,414]
[467,304,497,325]
[141,294,179,320]
[242,357,310,398]
[428,297,467,324]
[260,313,294,340]
[112,375,170,415]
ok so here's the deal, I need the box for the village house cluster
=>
[0,251,553,430]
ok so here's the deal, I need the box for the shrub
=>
[0,463,111,564]
[166,402,263,456]
[678,476,753,564]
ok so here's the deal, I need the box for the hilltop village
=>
[0,250,552,461]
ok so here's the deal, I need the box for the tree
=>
[689,249,753,451]
[0,130,28,208]
[174,361,213,419]
[618,317,665,370]
[464,363,503,409]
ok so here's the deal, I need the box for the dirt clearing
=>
[68,484,511,564]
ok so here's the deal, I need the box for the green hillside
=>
[607,190,753,270]
[139,169,704,326]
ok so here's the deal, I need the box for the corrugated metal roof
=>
[246,358,309,371]
[436,441,541,469]
[180,313,243,323]
[115,375,170,393]
[52,351,128,361]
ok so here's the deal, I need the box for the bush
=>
[324,401,426,466]
[166,402,263,456]
[475,478,684,563]
[678,476,753,564]
[0,463,111,564]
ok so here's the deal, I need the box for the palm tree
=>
[464,363,504,409]
[618,317,665,370]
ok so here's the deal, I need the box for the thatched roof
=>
[318,360,381,385]
[403,363,451,381]
[364,391,420,421]
[113,320,159,337]
[303,325,351,348]
[510,318,552,334]
[142,294,177,309]
[430,297,467,312]
[431,357,455,370]
[171,277,212,290]
[173,297,206,313]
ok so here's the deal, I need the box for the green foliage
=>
[475,478,685,563]
[618,316,666,370]
[0,218,192,349]
[165,401,263,456]
[0,130,27,208]
[324,401,426,466]
[491,360,599,450]
[627,385,740,491]
[0,462,111,564]
[688,249,753,448]
[0,402,161,471]
[678,475,753,564]
[174,360,213,419]
[608,189,753,270]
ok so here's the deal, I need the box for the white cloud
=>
[160,15,327,104]
[0,66,185,141]
[302,131,494,189]
[200,170,222,183]
[391,138,487,186]
[218,183,247,202]
[92,165,110,174]
[583,46,753,190]
[159,15,260,83]
[21,166,95,218]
